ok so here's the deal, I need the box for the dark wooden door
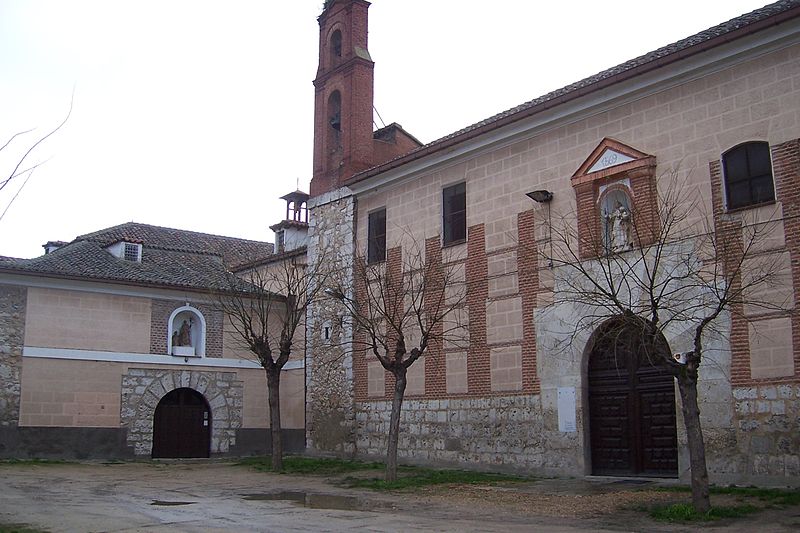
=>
[152,388,211,458]
[588,333,678,477]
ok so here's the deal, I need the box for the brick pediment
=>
[572,138,655,186]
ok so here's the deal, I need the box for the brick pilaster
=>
[424,237,446,397]
[517,211,540,394]
[770,139,800,380]
[466,224,490,394]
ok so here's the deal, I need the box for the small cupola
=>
[270,190,310,253]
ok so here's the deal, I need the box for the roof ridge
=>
[76,221,271,245]
[348,0,800,183]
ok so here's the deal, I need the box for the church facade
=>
[306,0,800,486]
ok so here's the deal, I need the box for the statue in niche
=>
[176,319,192,346]
[607,201,633,253]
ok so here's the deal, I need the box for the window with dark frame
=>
[723,142,775,210]
[442,182,466,246]
[123,242,140,262]
[367,208,386,264]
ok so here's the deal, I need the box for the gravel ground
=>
[1,462,798,532]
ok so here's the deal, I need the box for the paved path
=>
[0,462,615,533]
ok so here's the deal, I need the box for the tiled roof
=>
[76,222,273,270]
[0,222,274,292]
[349,0,800,184]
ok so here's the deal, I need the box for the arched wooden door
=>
[152,388,211,458]
[588,324,678,477]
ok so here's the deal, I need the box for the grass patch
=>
[648,485,800,522]
[0,459,69,466]
[237,456,384,475]
[655,485,800,506]
[0,524,48,533]
[649,502,759,522]
[344,467,529,491]
[238,456,528,490]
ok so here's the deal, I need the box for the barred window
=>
[123,243,141,262]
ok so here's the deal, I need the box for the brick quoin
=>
[466,224,491,395]
[710,159,752,385]
[772,139,800,382]
[352,255,369,402]
[517,210,540,394]
[710,139,800,387]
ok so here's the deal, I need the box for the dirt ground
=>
[1,462,798,532]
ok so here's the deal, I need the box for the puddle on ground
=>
[242,491,391,511]
[151,500,195,506]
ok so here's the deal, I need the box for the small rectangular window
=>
[443,182,466,246]
[367,208,386,264]
[123,243,141,262]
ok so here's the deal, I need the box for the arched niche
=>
[598,184,634,253]
[168,305,206,357]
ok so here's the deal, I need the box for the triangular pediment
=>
[572,138,654,179]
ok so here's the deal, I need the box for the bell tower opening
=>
[330,29,342,66]
[311,0,375,196]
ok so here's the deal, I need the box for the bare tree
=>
[544,172,787,512]
[1,101,72,223]
[215,249,334,470]
[328,237,467,481]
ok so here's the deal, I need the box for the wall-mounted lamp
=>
[525,190,554,203]
[525,190,554,268]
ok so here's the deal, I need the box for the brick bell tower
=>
[310,0,375,197]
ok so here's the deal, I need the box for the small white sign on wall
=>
[557,386,577,433]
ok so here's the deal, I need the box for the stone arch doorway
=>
[587,320,678,477]
[152,388,211,458]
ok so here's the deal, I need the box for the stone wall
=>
[0,285,25,427]
[354,394,581,476]
[120,367,243,456]
[731,384,800,484]
[306,189,357,456]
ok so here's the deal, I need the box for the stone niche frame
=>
[120,368,243,456]
[571,138,659,259]
[167,305,206,357]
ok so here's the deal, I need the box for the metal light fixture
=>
[526,190,553,203]
[526,189,555,268]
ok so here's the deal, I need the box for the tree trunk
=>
[676,371,710,513]
[386,367,407,482]
[267,368,283,471]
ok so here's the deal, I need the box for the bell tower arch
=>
[311,0,375,196]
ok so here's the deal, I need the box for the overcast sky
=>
[0,0,771,258]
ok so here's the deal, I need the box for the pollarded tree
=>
[328,237,467,481]
[544,172,788,512]
[215,247,335,470]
